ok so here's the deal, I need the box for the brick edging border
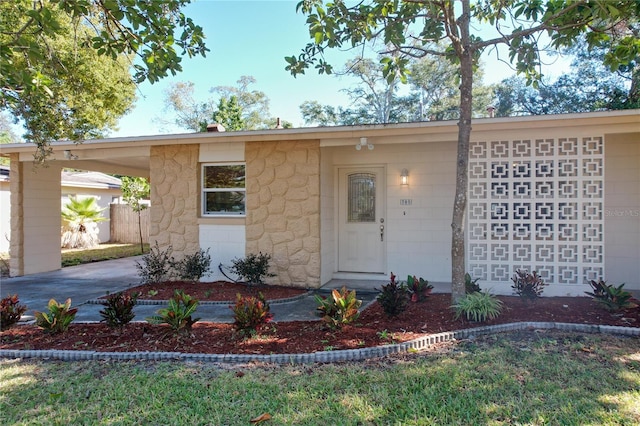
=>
[1,322,638,364]
[85,291,315,306]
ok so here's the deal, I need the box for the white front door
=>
[338,167,386,273]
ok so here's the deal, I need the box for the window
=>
[202,164,246,216]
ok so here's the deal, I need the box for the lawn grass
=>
[60,243,149,267]
[0,243,148,276]
[1,331,638,425]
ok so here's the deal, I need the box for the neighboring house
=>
[0,166,121,253]
[1,110,638,296]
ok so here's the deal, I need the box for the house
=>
[0,165,121,253]
[1,110,638,296]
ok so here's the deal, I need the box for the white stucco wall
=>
[0,180,10,253]
[321,140,457,285]
[11,162,62,275]
[319,148,336,285]
[199,224,246,282]
[604,132,640,291]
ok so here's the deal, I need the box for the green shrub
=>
[452,291,503,322]
[585,279,637,312]
[465,273,482,294]
[376,272,409,317]
[146,290,200,335]
[230,292,273,335]
[0,294,27,331]
[229,252,275,285]
[100,292,138,328]
[34,298,78,333]
[406,275,433,302]
[315,286,362,329]
[511,269,547,301]
[136,242,173,284]
[172,248,212,282]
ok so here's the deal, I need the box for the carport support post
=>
[9,159,62,276]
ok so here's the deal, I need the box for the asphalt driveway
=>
[0,257,378,323]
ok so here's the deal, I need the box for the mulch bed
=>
[2,286,639,355]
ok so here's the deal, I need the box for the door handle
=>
[380,224,384,241]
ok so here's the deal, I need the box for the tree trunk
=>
[451,0,474,302]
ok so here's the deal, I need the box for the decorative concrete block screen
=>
[467,137,604,287]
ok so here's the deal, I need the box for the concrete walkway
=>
[0,257,385,323]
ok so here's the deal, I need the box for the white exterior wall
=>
[321,141,457,284]
[604,132,639,291]
[198,142,246,281]
[199,224,246,282]
[0,181,10,253]
[15,163,62,274]
[319,149,335,284]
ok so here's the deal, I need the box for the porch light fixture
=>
[63,150,78,160]
[356,137,374,151]
[401,169,409,186]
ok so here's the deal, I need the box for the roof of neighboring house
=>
[0,165,121,189]
[61,170,121,190]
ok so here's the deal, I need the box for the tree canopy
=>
[301,53,495,126]
[288,0,640,301]
[160,76,291,132]
[496,36,640,116]
[1,0,207,161]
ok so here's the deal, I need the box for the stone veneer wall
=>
[245,140,321,288]
[149,144,199,260]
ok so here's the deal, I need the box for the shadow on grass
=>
[1,330,638,424]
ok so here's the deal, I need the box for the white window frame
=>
[201,163,246,217]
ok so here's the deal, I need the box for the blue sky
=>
[112,0,560,138]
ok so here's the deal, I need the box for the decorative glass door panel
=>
[348,173,376,223]
[338,168,385,273]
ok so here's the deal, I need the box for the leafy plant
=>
[452,292,503,323]
[146,290,200,335]
[229,252,275,285]
[376,272,409,317]
[585,279,637,313]
[34,298,78,333]
[0,294,27,331]
[406,275,433,302]
[136,242,173,284]
[315,286,362,329]
[511,269,547,301]
[465,273,481,294]
[230,292,273,335]
[171,248,212,282]
[376,329,396,344]
[60,196,108,249]
[99,292,138,328]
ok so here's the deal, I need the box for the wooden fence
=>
[109,203,149,244]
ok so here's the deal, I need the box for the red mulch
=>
[2,283,639,355]
[103,280,310,301]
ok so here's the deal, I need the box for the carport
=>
[1,137,153,276]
